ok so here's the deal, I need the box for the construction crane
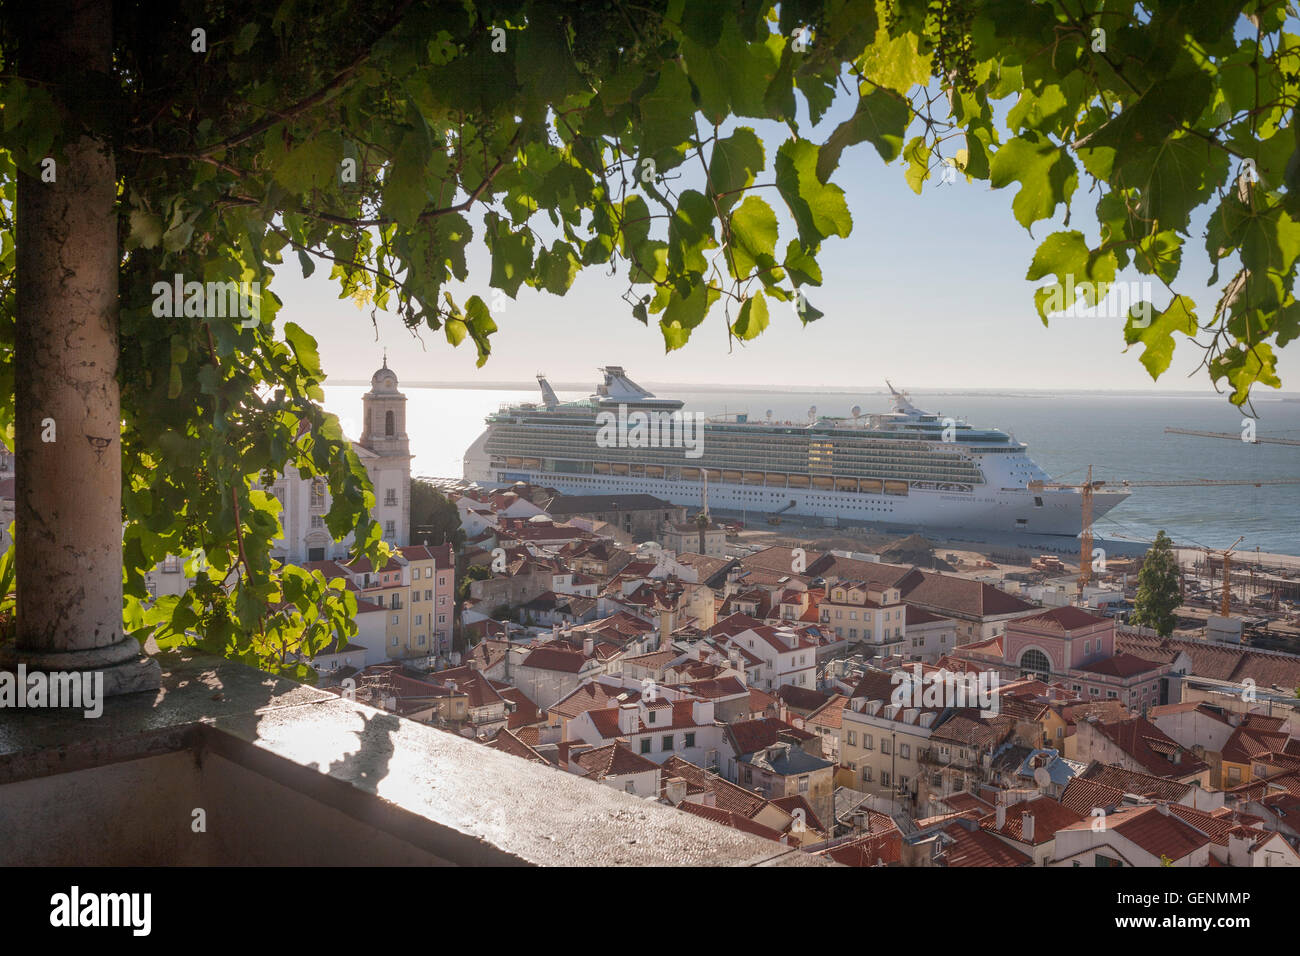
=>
[1204,536,1245,617]
[1027,470,1300,592]
[1164,427,1300,446]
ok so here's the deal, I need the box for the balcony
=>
[0,651,828,866]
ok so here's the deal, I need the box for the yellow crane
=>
[1204,536,1245,617]
[1027,470,1300,591]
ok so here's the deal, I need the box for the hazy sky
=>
[273,90,1299,397]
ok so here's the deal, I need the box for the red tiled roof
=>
[573,742,661,778]
[979,796,1082,845]
[1060,778,1125,817]
[1078,653,1164,678]
[1090,717,1209,778]
[1079,762,1195,801]
[1014,605,1109,631]
[677,800,785,843]
[1061,805,1211,861]
[726,717,815,757]
[939,823,1032,867]
[806,694,848,731]
[520,646,591,673]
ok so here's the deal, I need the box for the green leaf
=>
[732,293,770,340]
[1026,231,1118,321]
[989,133,1078,229]
[660,282,718,350]
[637,64,696,159]
[818,86,910,180]
[708,128,765,211]
[728,196,779,279]
[1124,295,1197,380]
[775,139,853,246]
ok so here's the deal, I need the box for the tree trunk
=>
[4,0,159,695]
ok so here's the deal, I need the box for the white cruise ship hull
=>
[463,431,1126,536]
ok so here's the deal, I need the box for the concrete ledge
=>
[0,651,831,866]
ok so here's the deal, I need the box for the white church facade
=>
[269,359,413,565]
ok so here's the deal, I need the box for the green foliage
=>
[1132,530,1182,637]
[458,564,492,602]
[0,0,1297,671]
[410,479,466,550]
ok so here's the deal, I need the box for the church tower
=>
[358,354,412,545]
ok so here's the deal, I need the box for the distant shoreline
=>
[326,380,1300,400]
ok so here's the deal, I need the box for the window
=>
[415,615,423,625]
[384,520,396,538]
[648,711,657,724]
[1019,648,1051,680]
[392,635,399,645]
[880,771,891,788]
[310,515,324,529]
[861,767,872,783]
[640,739,651,754]
[684,732,695,748]
[425,589,432,601]
[162,556,180,573]
[863,734,873,751]
[384,488,397,506]
[881,739,892,755]
[310,480,326,508]
[417,635,425,646]
[391,615,399,625]
[900,744,911,759]
[661,735,673,751]
[798,775,809,793]
[413,568,421,580]
[846,730,857,746]
[384,410,395,436]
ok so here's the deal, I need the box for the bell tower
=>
[360,353,409,457]
[358,353,412,544]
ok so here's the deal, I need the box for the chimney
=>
[1021,811,1035,842]
[996,803,1006,829]
[664,776,688,806]
[1156,802,1170,816]
[618,702,639,735]
[583,636,594,657]
[467,658,479,672]
[691,699,715,725]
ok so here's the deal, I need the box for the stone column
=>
[3,0,160,697]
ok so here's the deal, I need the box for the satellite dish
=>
[851,404,862,419]
[1033,766,1052,788]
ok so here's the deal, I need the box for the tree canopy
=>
[1,0,1296,675]
[1132,529,1181,635]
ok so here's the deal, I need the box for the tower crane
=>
[1027,470,1300,592]
[1164,427,1300,446]
[1204,536,1245,617]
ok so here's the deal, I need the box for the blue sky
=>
[274,83,1300,396]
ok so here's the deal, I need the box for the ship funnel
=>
[537,373,559,409]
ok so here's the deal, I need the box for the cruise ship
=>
[463,367,1128,536]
